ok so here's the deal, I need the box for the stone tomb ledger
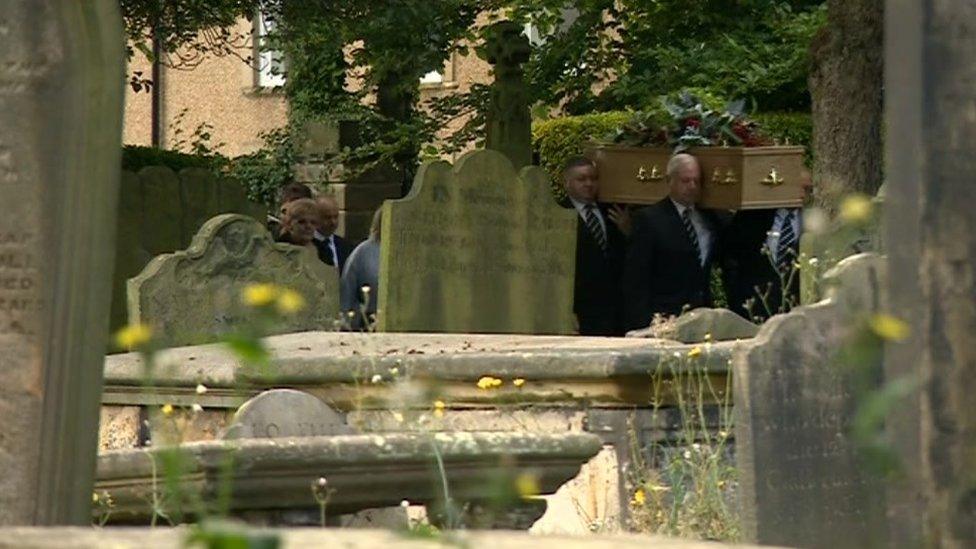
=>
[378,149,577,334]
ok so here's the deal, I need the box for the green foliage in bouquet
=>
[608,91,771,151]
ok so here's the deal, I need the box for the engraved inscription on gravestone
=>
[734,254,888,548]
[0,0,125,525]
[224,389,355,439]
[378,149,577,334]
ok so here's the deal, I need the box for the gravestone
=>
[128,214,339,347]
[734,253,888,548]
[377,149,577,334]
[885,4,976,545]
[482,21,533,168]
[0,1,124,524]
[224,389,354,439]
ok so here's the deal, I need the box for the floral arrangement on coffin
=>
[607,91,771,150]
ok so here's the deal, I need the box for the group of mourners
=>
[564,153,809,337]
[271,184,379,329]
[271,151,807,335]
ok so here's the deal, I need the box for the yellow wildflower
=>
[839,194,873,224]
[161,404,174,417]
[115,323,152,350]
[869,313,910,342]
[513,378,526,388]
[477,376,503,390]
[632,489,646,506]
[92,492,99,503]
[433,400,446,418]
[515,472,540,498]
[687,346,703,358]
[276,288,306,314]
[242,283,278,307]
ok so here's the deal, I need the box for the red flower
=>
[685,117,701,129]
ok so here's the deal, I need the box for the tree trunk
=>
[809,0,884,210]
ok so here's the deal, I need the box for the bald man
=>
[313,195,356,273]
[622,153,726,329]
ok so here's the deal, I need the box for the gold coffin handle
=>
[710,167,738,185]
[761,167,785,186]
[637,165,664,183]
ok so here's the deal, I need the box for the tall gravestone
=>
[377,150,576,334]
[885,2,976,545]
[734,253,889,548]
[482,21,533,169]
[128,214,339,347]
[0,1,124,524]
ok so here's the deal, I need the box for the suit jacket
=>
[720,208,800,322]
[622,198,723,330]
[314,234,356,274]
[564,201,627,336]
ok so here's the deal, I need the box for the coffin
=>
[586,145,805,209]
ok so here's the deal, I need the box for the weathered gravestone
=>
[734,253,888,548]
[0,1,124,524]
[224,389,355,439]
[377,149,577,334]
[128,214,339,346]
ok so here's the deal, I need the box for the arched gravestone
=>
[224,389,355,439]
[377,149,577,334]
[128,214,339,347]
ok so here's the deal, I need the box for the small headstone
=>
[224,389,354,439]
[377,149,577,334]
[734,253,888,547]
[128,214,339,346]
[482,21,533,168]
[626,307,759,342]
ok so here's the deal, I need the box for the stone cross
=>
[0,1,124,525]
[482,21,533,169]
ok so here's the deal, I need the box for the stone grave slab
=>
[224,389,354,439]
[734,253,888,548]
[0,0,124,524]
[128,214,339,347]
[378,149,576,334]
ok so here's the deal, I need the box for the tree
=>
[809,0,883,209]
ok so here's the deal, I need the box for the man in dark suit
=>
[562,157,631,336]
[622,153,724,330]
[721,174,811,322]
[314,195,356,273]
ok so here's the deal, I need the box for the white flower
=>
[195,383,208,395]
[370,374,383,384]
[191,403,203,413]
[361,285,371,295]
[400,499,410,508]
[389,367,399,376]
[683,450,692,459]
[808,257,820,266]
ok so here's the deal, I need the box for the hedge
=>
[121,145,228,173]
[751,111,814,165]
[532,111,631,199]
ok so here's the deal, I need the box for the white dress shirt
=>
[569,197,608,236]
[670,198,713,265]
[313,230,339,266]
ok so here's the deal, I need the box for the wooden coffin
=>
[586,145,805,209]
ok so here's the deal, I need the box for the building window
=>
[420,70,444,85]
[255,11,286,88]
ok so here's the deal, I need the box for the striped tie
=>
[682,208,703,265]
[776,209,797,271]
[584,204,608,254]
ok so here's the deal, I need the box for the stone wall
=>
[111,167,266,336]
